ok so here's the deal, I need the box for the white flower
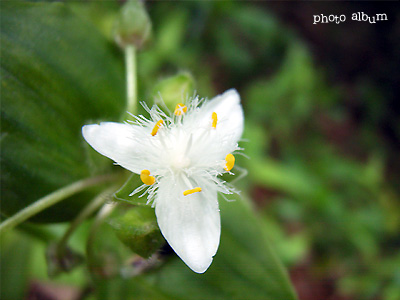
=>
[82,89,244,273]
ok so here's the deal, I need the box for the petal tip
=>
[222,88,240,102]
[82,122,98,131]
[81,124,96,141]
[184,255,214,274]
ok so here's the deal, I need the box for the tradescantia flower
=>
[82,89,244,273]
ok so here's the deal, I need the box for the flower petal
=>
[155,174,220,273]
[185,89,244,168]
[202,88,244,142]
[82,122,148,174]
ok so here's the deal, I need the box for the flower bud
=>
[113,0,152,49]
[109,206,165,258]
[152,72,195,111]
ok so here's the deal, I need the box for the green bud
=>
[109,206,164,258]
[152,72,195,112]
[113,0,152,49]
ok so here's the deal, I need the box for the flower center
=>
[171,154,191,170]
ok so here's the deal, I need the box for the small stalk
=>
[56,186,117,256]
[86,201,118,276]
[0,174,119,235]
[125,45,137,115]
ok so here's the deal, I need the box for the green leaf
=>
[108,206,164,258]
[0,233,32,300]
[245,43,333,138]
[243,121,316,198]
[0,2,125,222]
[113,174,148,206]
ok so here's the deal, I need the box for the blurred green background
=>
[1,1,399,300]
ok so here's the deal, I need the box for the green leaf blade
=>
[1,1,125,222]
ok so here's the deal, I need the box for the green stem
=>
[125,45,137,115]
[0,174,119,235]
[56,185,117,255]
[86,201,118,277]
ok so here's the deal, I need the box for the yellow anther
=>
[140,169,155,185]
[212,112,218,129]
[151,120,164,136]
[224,153,235,171]
[174,103,188,116]
[183,187,202,196]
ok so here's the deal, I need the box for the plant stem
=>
[56,185,117,255]
[86,201,117,277]
[0,174,119,235]
[125,45,137,115]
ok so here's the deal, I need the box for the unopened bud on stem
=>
[113,0,152,49]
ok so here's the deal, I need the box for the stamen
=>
[224,153,235,171]
[212,112,217,128]
[174,103,188,116]
[140,169,155,185]
[151,120,163,136]
[183,187,202,196]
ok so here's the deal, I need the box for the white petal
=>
[155,174,220,273]
[82,122,148,174]
[202,89,244,142]
[185,89,244,167]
